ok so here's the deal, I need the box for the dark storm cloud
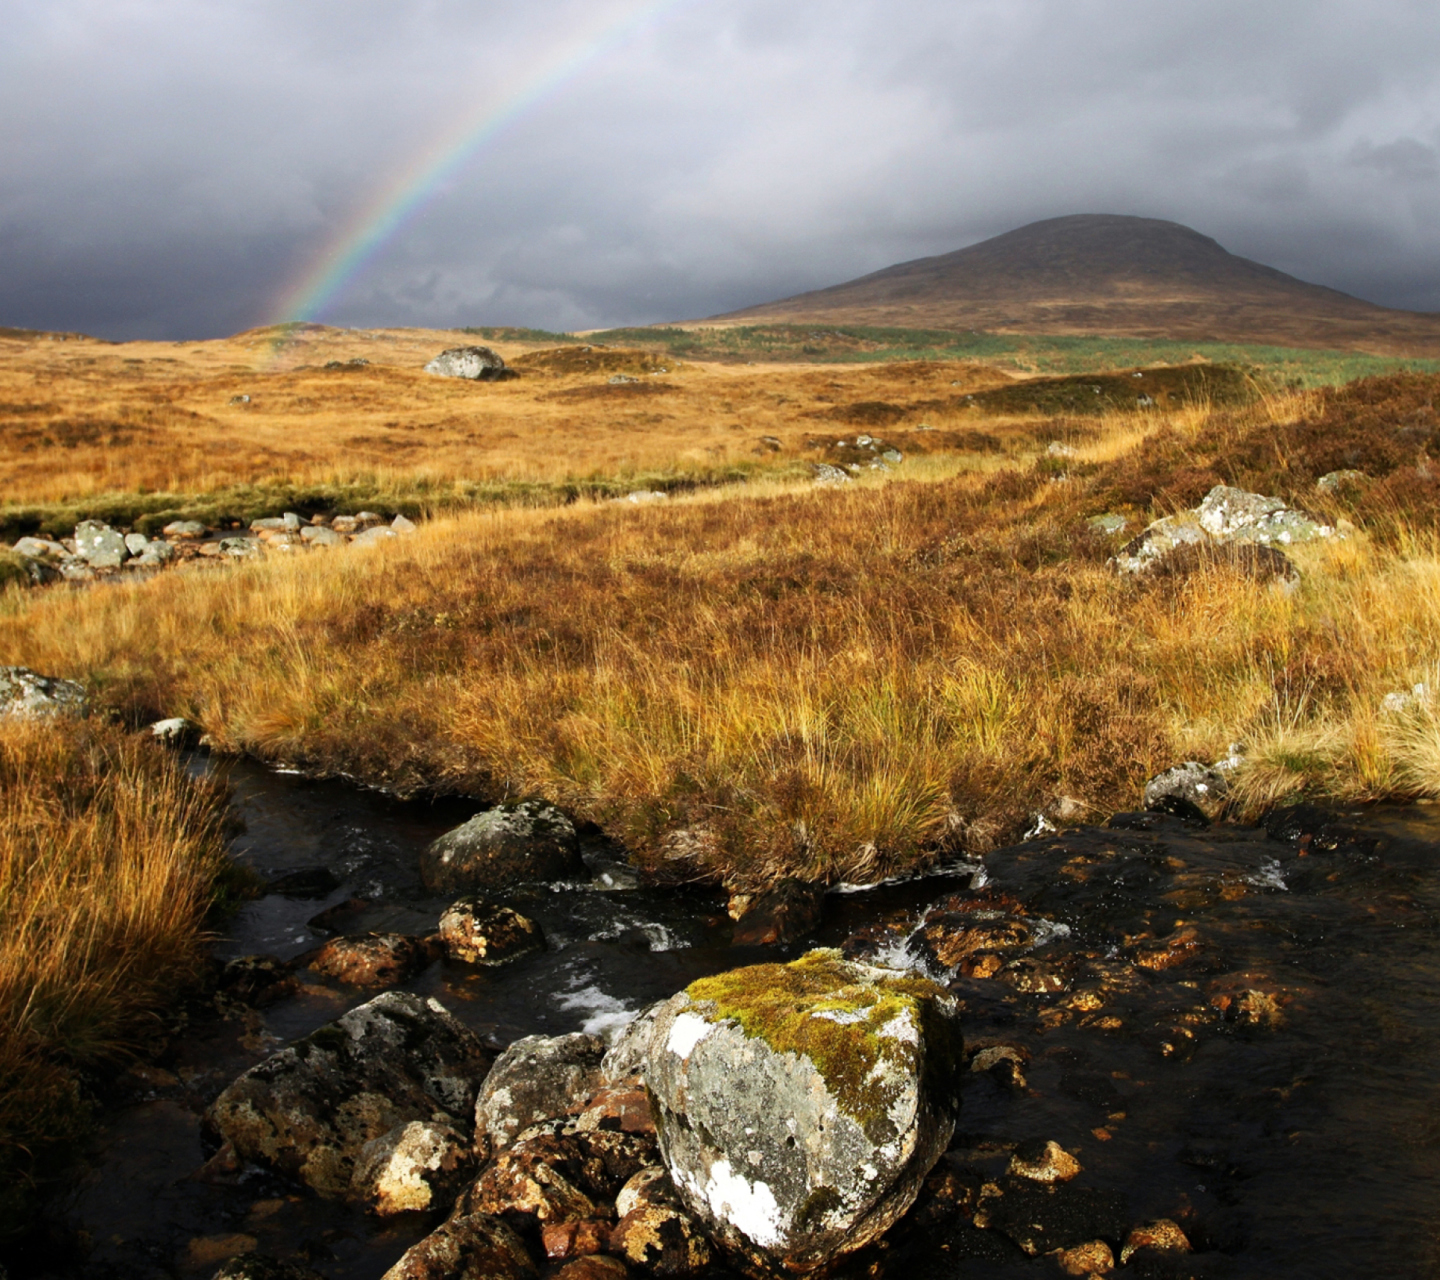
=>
[3,0,1439,338]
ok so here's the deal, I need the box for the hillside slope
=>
[706,215,1440,356]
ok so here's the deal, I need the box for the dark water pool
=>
[25,760,1440,1279]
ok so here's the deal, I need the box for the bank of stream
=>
[25,758,1440,1279]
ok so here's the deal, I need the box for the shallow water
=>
[29,760,1440,1279]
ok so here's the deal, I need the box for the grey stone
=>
[424,346,509,381]
[646,950,963,1272]
[621,490,667,504]
[1111,514,1207,574]
[282,512,303,530]
[162,520,207,538]
[601,1001,667,1084]
[74,519,128,568]
[1,552,59,585]
[391,513,417,533]
[1316,469,1369,495]
[208,991,493,1200]
[1086,514,1127,536]
[300,525,344,547]
[354,511,384,527]
[420,800,584,893]
[812,463,852,486]
[124,532,150,555]
[0,667,88,718]
[331,515,359,534]
[219,537,260,558]
[475,1032,606,1156]
[12,536,67,560]
[438,896,545,965]
[351,526,397,547]
[250,517,289,532]
[1196,484,1332,546]
[350,1119,475,1216]
[57,556,95,581]
[136,541,176,565]
[150,717,195,744]
[1142,761,1229,821]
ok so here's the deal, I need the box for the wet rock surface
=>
[420,800,585,892]
[439,896,545,964]
[475,1032,606,1156]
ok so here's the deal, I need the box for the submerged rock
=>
[475,1032,606,1156]
[424,346,510,381]
[309,932,439,988]
[421,800,584,892]
[208,991,492,1200]
[438,896,545,965]
[645,949,963,1272]
[0,666,88,718]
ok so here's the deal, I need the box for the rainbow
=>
[268,0,694,332]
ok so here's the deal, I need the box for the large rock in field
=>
[73,519,129,568]
[0,667,88,718]
[421,800,584,892]
[424,346,509,381]
[475,1033,606,1156]
[208,991,492,1200]
[645,950,963,1273]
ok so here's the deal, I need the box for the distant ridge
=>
[705,215,1440,357]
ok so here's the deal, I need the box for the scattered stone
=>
[621,490,667,504]
[351,526,398,547]
[758,436,782,452]
[812,462,852,485]
[1008,1140,1082,1184]
[12,536,67,559]
[731,878,825,946]
[380,1213,537,1280]
[310,933,439,988]
[1051,1239,1115,1276]
[552,1258,630,1280]
[354,511,384,528]
[438,896,545,965]
[392,513,417,533]
[229,394,251,406]
[615,1166,680,1218]
[540,1219,611,1262]
[211,1253,324,1280]
[208,990,493,1200]
[645,949,963,1272]
[123,532,150,555]
[150,716,195,744]
[1120,1218,1192,1264]
[1381,682,1431,714]
[300,525,345,547]
[1047,441,1076,457]
[0,666,88,718]
[1143,762,1228,822]
[135,540,176,566]
[331,515,360,534]
[350,1119,475,1216]
[218,536,260,558]
[424,346,510,381]
[421,800,584,892]
[608,374,639,385]
[609,1204,712,1276]
[1316,469,1369,495]
[475,1033,606,1156]
[1086,514,1127,536]
[74,519,128,568]
[163,520,207,539]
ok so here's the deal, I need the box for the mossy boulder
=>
[645,950,963,1273]
[420,800,584,892]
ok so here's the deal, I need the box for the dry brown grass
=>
[0,324,1018,506]
[0,718,230,1234]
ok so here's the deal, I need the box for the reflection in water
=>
[38,761,1440,1279]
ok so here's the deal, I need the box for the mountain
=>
[704,215,1440,356]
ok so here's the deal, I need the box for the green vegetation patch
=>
[966,363,1259,416]
[511,346,680,377]
[459,325,585,345]
[685,950,959,1142]
[585,323,1440,389]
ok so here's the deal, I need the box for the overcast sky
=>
[3,0,1439,339]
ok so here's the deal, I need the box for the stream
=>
[29,759,1440,1279]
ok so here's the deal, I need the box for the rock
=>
[731,878,825,946]
[1051,1239,1115,1276]
[218,536,260,558]
[645,949,963,1272]
[553,1259,630,1280]
[282,512,302,530]
[300,525,344,548]
[1008,1140,1081,1184]
[310,932,439,988]
[475,1033,606,1156]
[421,800,584,892]
[424,346,509,381]
[1143,762,1228,822]
[381,1213,537,1280]
[567,1081,654,1136]
[331,515,359,534]
[208,990,493,1199]
[1120,1218,1191,1264]
[124,532,150,555]
[438,896,545,965]
[12,536,67,560]
[355,511,384,527]
[135,540,176,566]
[351,526,398,547]
[622,490,667,504]
[1316,469,1369,495]
[150,716,195,744]
[0,667,87,718]
[211,1253,324,1280]
[540,1220,611,1262]
[57,555,95,580]
[0,551,59,586]
[811,463,852,485]
[163,520,207,539]
[1111,515,1208,574]
[217,955,298,1008]
[616,1166,681,1218]
[601,1002,666,1084]
[229,394,251,405]
[1196,484,1332,546]
[350,1119,475,1216]
[609,1204,712,1276]
[609,374,639,385]
[251,517,289,532]
[392,513,417,533]
[74,519,128,568]
[1085,514,1127,536]
[555,1257,629,1280]
[464,1134,604,1223]
[1382,682,1431,714]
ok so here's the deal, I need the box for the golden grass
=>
[0,718,230,1233]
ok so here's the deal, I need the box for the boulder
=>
[350,1119,474,1216]
[381,1214,537,1280]
[553,1259,630,1280]
[162,519,207,539]
[439,896,545,965]
[208,991,493,1200]
[12,536,67,560]
[1143,761,1229,821]
[309,932,439,988]
[351,526,398,548]
[330,516,360,534]
[392,514,417,533]
[150,716,195,745]
[219,536,260,558]
[135,540,176,566]
[0,667,88,718]
[1316,469,1369,495]
[300,525,344,548]
[609,1203,712,1276]
[600,1002,666,1084]
[645,950,963,1272]
[124,532,150,555]
[475,1033,606,1156]
[811,463,851,485]
[424,346,509,381]
[731,879,825,946]
[1196,484,1331,546]
[73,519,128,568]
[421,800,584,892]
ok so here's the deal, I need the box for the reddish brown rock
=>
[731,879,825,946]
[439,896,545,965]
[380,1213,537,1280]
[1134,927,1202,971]
[541,1219,611,1260]
[553,1258,630,1280]
[609,1205,712,1277]
[1120,1218,1192,1264]
[310,933,438,988]
[568,1082,655,1136]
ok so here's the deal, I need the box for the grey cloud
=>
[3,0,1440,337]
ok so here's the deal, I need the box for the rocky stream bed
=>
[20,758,1440,1280]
